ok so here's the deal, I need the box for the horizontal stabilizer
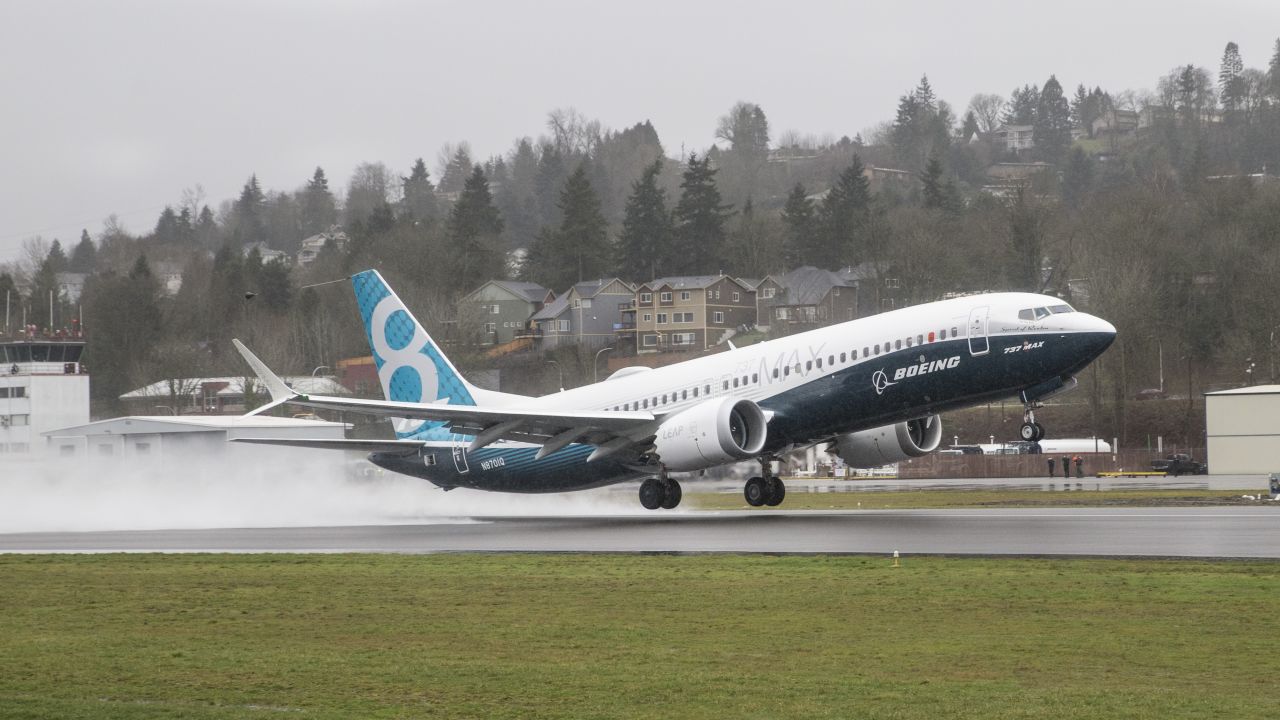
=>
[232,437,424,455]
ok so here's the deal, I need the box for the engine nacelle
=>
[831,415,943,468]
[652,397,768,472]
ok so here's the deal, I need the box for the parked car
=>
[1134,388,1168,401]
[1151,453,1207,476]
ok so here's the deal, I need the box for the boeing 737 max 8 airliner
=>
[232,269,1116,509]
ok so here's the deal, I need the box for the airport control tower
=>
[0,324,90,457]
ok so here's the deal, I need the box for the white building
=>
[0,335,90,457]
[43,414,347,462]
[1205,385,1280,474]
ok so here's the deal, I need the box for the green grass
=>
[2,554,1279,718]
[692,488,1261,511]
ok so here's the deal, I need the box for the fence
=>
[892,449,1205,480]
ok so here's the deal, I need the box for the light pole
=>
[545,359,563,392]
[593,346,613,383]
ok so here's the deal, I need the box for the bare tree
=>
[966,93,1006,133]
[546,107,603,156]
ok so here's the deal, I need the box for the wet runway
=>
[2,507,1277,558]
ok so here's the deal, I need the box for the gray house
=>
[458,280,553,346]
[532,278,635,350]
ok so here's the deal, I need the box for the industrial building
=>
[1204,385,1280,474]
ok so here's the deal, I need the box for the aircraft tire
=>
[639,478,665,510]
[765,477,786,506]
[1019,422,1038,441]
[744,476,768,507]
[660,479,682,509]
[1033,422,1045,441]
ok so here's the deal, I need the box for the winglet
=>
[232,339,299,415]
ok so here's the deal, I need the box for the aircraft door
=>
[967,306,990,356]
[451,437,470,474]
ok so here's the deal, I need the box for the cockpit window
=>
[1018,307,1054,321]
[1048,304,1074,314]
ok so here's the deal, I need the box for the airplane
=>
[232,269,1116,509]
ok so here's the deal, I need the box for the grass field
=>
[692,488,1264,511]
[3,554,1280,719]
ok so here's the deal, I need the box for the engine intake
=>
[831,415,943,468]
[652,397,768,472]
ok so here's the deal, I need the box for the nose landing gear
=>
[1019,406,1045,442]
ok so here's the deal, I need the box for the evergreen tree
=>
[301,167,337,236]
[1003,84,1040,125]
[670,153,732,275]
[780,183,815,267]
[69,230,96,273]
[1268,38,1280,100]
[438,146,474,194]
[816,157,872,266]
[154,206,181,244]
[401,157,437,222]
[196,205,218,247]
[1219,41,1245,113]
[45,239,68,273]
[891,75,953,172]
[447,167,506,293]
[232,174,267,247]
[524,166,610,290]
[723,198,783,277]
[258,258,293,312]
[920,151,951,211]
[1034,75,1072,164]
[1007,187,1044,291]
[615,159,673,280]
[961,110,980,141]
[1061,147,1095,209]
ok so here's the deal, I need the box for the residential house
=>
[296,227,349,266]
[1091,108,1140,138]
[531,278,635,350]
[630,276,757,353]
[243,241,290,264]
[994,124,1035,152]
[458,280,552,346]
[748,277,785,330]
[120,375,350,416]
[764,266,861,330]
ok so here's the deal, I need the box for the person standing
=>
[1061,456,1070,479]
[1047,456,1056,478]
[1074,455,1083,478]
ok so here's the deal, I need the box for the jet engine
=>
[652,397,768,472]
[831,415,943,468]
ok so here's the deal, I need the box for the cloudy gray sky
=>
[2,0,1277,262]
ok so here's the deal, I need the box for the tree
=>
[1268,38,1280,101]
[300,167,337,236]
[615,159,673,280]
[525,166,610,290]
[780,183,815,267]
[1219,41,1246,113]
[45,239,68,273]
[723,198,783,277]
[1034,75,1073,164]
[1061,147,1095,209]
[1007,187,1046,291]
[967,93,1005,133]
[447,167,506,293]
[1003,84,1040,126]
[69,230,96,273]
[82,257,163,408]
[437,144,473,194]
[401,158,437,222]
[920,151,956,212]
[817,156,872,266]
[231,174,267,247]
[670,153,732,275]
[345,162,394,227]
[892,75,954,172]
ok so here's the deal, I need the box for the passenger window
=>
[733,378,739,388]
[840,352,846,363]
[895,339,902,350]
[806,361,812,371]
[642,399,648,408]
[828,355,835,365]
[704,385,710,394]
[874,344,880,355]
[723,381,729,390]
[816,358,823,369]
[906,337,913,347]
[952,327,959,336]
[863,347,869,356]
[662,394,667,403]
[939,328,946,340]
[752,373,758,383]
[784,366,790,376]
[682,390,688,400]
[772,368,779,379]
[694,387,699,397]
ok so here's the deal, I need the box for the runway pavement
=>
[2,507,1277,558]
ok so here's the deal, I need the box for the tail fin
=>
[351,269,476,439]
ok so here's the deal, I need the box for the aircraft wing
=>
[232,438,425,455]
[232,339,658,460]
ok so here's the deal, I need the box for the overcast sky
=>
[2,0,1278,263]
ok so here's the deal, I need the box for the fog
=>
[0,449,647,534]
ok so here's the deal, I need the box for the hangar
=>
[42,415,352,480]
[1204,385,1280,474]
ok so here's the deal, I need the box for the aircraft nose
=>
[1081,313,1117,354]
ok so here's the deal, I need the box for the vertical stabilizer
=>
[351,269,476,439]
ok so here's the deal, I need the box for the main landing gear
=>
[1019,406,1046,442]
[639,468,682,510]
[744,458,786,507]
